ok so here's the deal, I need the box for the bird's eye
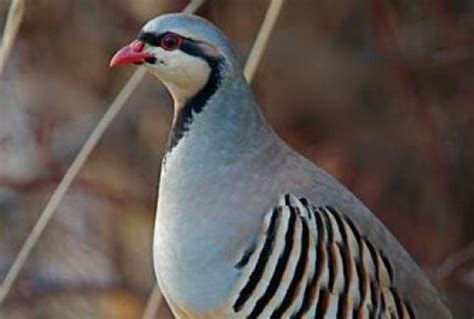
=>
[160,33,183,51]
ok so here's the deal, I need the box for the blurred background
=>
[0,0,473,318]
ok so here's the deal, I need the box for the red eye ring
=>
[160,33,183,51]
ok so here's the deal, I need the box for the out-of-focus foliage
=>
[0,0,472,317]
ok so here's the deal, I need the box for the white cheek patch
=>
[146,47,212,105]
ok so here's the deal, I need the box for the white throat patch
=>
[146,47,212,108]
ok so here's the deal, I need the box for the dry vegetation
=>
[0,0,473,317]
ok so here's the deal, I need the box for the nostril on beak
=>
[131,40,145,52]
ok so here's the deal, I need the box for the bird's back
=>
[284,149,452,318]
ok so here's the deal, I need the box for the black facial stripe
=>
[138,31,161,46]
[180,39,210,58]
[166,55,223,154]
[138,31,216,59]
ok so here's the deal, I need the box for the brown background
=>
[0,0,473,317]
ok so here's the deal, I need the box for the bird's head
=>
[110,13,239,105]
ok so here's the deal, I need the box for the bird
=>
[110,13,452,319]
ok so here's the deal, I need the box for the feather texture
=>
[232,194,416,319]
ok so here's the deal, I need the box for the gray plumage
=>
[112,13,452,319]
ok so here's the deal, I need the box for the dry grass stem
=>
[183,0,206,14]
[433,242,474,283]
[244,0,285,83]
[141,284,164,319]
[0,0,26,77]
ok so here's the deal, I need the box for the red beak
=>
[109,40,154,67]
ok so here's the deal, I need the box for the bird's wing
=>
[230,194,416,319]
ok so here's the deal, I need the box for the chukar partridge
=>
[110,13,452,319]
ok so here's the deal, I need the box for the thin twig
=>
[182,0,206,14]
[141,284,164,319]
[244,0,285,83]
[433,242,474,283]
[141,0,286,317]
[0,0,25,77]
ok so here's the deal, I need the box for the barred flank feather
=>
[233,194,415,319]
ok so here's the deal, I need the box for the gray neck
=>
[163,71,273,168]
